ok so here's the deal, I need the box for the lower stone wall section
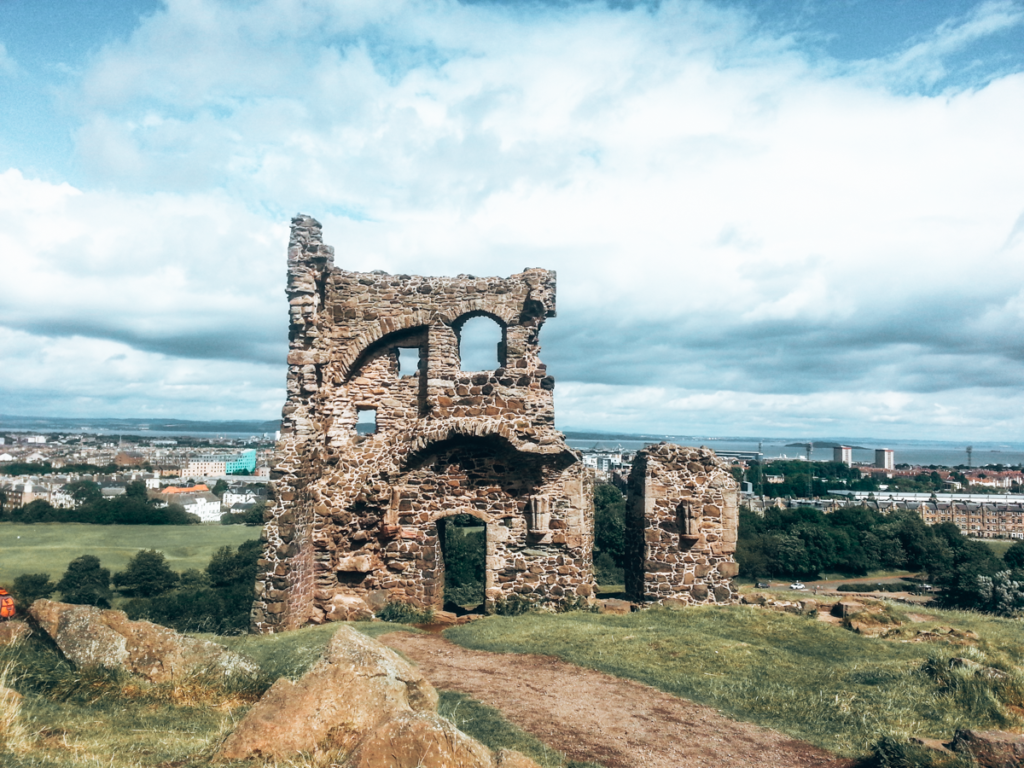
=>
[624,443,739,606]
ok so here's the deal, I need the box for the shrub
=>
[10,573,56,605]
[377,601,433,624]
[492,594,537,616]
[112,550,179,597]
[836,582,906,593]
[56,555,112,607]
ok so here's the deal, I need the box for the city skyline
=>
[2,0,1023,440]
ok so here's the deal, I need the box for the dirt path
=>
[381,631,854,768]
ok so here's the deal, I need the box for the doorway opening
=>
[437,514,486,612]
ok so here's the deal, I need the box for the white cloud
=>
[0,327,283,419]
[0,169,288,364]
[3,0,1024,437]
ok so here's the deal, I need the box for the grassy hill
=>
[445,601,1024,762]
[0,621,594,768]
[0,523,257,586]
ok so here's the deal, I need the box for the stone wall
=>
[251,215,594,633]
[624,444,739,606]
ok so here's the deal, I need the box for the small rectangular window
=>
[357,408,377,434]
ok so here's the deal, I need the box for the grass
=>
[0,620,591,767]
[444,603,1024,759]
[0,523,256,585]
[982,539,1014,559]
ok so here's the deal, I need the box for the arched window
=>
[456,315,505,371]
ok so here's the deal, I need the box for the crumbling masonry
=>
[251,215,738,633]
[624,444,740,605]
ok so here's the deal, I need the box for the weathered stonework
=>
[251,215,594,633]
[624,444,740,606]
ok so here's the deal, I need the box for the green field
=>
[0,523,258,586]
[982,539,1015,559]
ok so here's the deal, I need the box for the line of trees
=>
[738,504,1024,612]
[0,480,200,525]
[739,459,1022,498]
[8,541,260,634]
[1,461,125,477]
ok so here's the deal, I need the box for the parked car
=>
[789,581,806,590]
[755,581,771,589]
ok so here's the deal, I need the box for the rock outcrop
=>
[950,729,1024,768]
[345,710,498,768]
[217,625,437,759]
[216,625,539,768]
[28,600,258,683]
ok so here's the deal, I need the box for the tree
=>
[211,479,229,498]
[244,501,266,526]
[594,483,626,566]
[66,480,102,506]
[125,480,148,501]
[11,572,56,605]
[1003,540,1024,571]
[57,555,112,607]
[113,549,180,597]
[206,540,261,588]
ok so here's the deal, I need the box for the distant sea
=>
[0,415,279,441]
[563,433,1024,468]
[2,416,1018,468]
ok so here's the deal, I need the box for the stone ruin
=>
[624,444,739,605]
[251,215,739,632]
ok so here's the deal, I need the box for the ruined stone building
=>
[251,215,739,633]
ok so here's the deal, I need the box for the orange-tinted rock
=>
[345,711,495,768]
[215,625,438,761]
[28,600,258,683]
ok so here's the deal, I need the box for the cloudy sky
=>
[1,0,1023,440]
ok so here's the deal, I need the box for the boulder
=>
[830,600,864,618]
[0,621,30,646]
[216,624,439,760]
[325,594,374,622]
[741,592,769,605]
[345,710,496,768]
[598,598,632,615]
[799,599,819,615]
[951,729,1024,768]
[27,599,258,684]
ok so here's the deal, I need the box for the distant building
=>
[255,465,270,479]
[875,449,894,470]
[184,448,257,477]
[185,459,227,477]
[114,451,145,467]
[833,446,853,467]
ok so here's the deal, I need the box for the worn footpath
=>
[382,631,853,768]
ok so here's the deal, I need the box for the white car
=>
[789,582,807,590]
